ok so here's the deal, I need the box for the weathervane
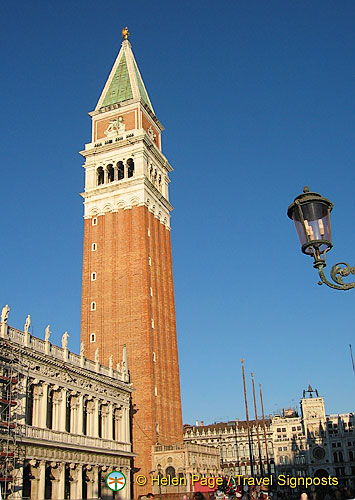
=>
[122,27,129,41]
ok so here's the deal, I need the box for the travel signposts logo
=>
[106,471,126,492]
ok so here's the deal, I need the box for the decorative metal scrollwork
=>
[317,262,355,290]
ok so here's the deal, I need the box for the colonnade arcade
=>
[97,159,134,186]
[26,379,129,441]
[22,459,130,499]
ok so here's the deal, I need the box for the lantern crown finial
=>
[303,186,310,193]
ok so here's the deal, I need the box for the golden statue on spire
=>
[122,27,129,40]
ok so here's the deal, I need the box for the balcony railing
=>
[22,425,131,453]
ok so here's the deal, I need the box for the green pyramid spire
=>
[101,54,133,108]
[97,40,154,113]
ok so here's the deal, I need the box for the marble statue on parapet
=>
[109,355,113,369]
[24,315,31,333]
[95,348,99,363]
[116,362,121,372]
[61,331,69,349]
[80,341,85,356]
[45,325,50,342]
[1,305,10,323]
[122,344,128,372]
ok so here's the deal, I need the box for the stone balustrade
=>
[7,326,126,381]
[22,425,131,453]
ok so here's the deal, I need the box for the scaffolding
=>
[0,342,25,499]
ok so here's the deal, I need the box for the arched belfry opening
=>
[97,167,104,185]
[107,164,114,182]
[127,158,134,178]
[117,161,124,180]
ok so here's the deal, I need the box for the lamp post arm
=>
[314,261,355,290]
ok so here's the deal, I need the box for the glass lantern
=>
[287,186,333,257]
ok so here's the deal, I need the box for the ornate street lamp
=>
[287,186,355,291]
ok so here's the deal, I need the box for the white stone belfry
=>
[80,37,174,229]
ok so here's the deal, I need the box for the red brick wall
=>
[81,205,183,495]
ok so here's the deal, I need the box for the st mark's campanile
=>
[80,28,183,490]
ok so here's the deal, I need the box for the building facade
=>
[184,387,355,490]
[0,312,133,499]
[184,419,274,477]
[151,443,221,496]
[79,31,183,491]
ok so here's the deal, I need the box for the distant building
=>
[184,418,274,477]
[151,443,221,496]
[0,315,133,500]
[184,386,355,490]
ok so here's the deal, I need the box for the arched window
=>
[83,400,88,436]
[91,272,96,281]
[46,389,53,429]
[23,463,32,498]
[117,161,124,180]
[26,383,34,425]
[45,465,54,500]
[65,464,71,499]
[98,404,102,438]
[90,333,96,343]
[97,167,104,185]
[107,164,114,182]
[65,394,71,432]
[90,302,96,311]
[166,466,175,478]
[82,467,88,499]
[127,158,134,178]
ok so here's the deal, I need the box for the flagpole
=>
[241,359,254,477]
[259,383,269,476]
[251,372,263,476]
[350,344,355,379]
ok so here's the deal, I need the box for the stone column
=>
[124,405,130,443]
[51,462,65,500]
[52,389,62,431]
[100,403,109,439]
[39,383,48,428]
[113,407,121,441]
[87,400,95,436]
[59,388,67,432]
[29,460,45,500]
[77,394,84,435]
[32,384,43,427]
[86,465,98,499]
[107,403,113,440]
[93,399,99,437]
[122,464,131,499]
[70,394,79,434]
[118,407,125,442]
[70,463,82,499]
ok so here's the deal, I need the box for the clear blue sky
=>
[1,0,354,425]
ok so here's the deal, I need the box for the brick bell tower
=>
[80,28,183,489]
